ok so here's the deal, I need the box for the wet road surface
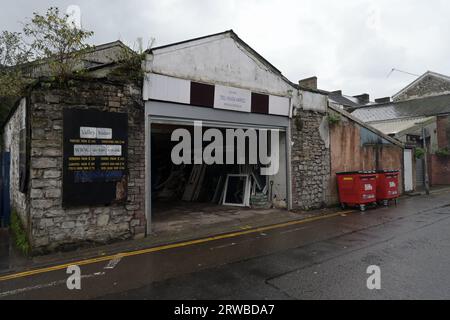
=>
[1,191,450,300]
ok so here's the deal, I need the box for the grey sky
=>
[1,0,449,98]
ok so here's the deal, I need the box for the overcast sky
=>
[1,0,449,98]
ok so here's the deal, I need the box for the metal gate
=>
[0,152,11,227]
[416,158,425,188]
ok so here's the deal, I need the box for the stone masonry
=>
[27,78,145,253]
[291,108,331,210]
[394,75,450,101]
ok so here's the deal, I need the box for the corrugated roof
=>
[352,94,450,122]
[370,117,435,135]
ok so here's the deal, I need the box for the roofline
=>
[328,104,404,148]
[395,116,436,137]
[297,85,329,95]
[368,116,436,137]
[367,116,436,124]
[353,93,450,112]
[148,30,233,52]
[90,40,130,51]
[392,71,450,99]
[9,40,133,71]
[362,113,450,124]
[147,30,302,90]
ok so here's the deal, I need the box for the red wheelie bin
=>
[336,171,377,212]
[376,170,400,206]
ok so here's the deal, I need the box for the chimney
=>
[375,97,391,104]
[353,93,370,104]
[299,76,318,90]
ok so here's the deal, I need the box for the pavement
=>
[0,205,339,276]
[1,188,450,299]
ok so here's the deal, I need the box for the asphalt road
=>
[1,190,450,300]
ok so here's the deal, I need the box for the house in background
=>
[328,91,377,112]
[352,71,450,189]
[392,71,450,102]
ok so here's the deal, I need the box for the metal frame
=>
[222,174,251,207]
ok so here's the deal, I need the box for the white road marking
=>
[104,256,123,270]
[0,272,106,298]
[210,242,237,250]
[279,226,308,235]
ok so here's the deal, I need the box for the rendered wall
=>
[329,115,404,204]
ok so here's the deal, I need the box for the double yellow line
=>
[0,210,352,282]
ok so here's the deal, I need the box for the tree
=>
[23,7,94,80]
[0,31,31,97]
[0,7,94,128]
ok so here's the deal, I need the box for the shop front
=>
[143,74,293,233]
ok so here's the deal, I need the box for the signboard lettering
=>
[80,127,97,139]
[63,109,128,207]
[214,85,251,112]
[97,128,113,139]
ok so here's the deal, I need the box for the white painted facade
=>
[144,33,295,98]
[142,31,330,230]
[143,31,328,115]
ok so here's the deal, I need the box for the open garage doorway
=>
[148,121,289,235]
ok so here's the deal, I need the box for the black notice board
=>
[62,108,128,207]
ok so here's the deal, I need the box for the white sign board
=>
[80,127,97,139]
[214,85,251,112]
[80,127,113,139]
[107,145,122,156]
[73,145,122,157]
[97,128,113,140]
[74,145,91,156]
[90,145,108,156]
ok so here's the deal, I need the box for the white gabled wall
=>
[145,33,295,98]
[143,32,329,115]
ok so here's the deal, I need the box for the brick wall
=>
[430,155,450,185]
[436,115,450,149]
[430,116,450,185]
[27,78,145,253]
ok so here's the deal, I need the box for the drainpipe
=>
[422,127,430,195]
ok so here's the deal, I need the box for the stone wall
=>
[2,98,29,225]
[27,78,145,253]
[291,109,331,210]
[394,75,450,101]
